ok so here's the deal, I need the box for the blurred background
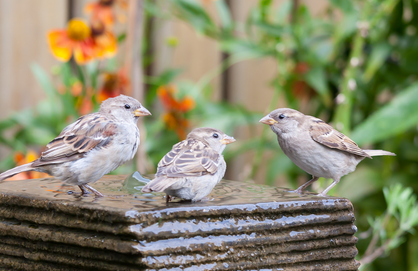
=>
[1,0,418,269]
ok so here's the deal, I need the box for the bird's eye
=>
[279,114,285,119]
[213,133,219,138]
[124,104,131,109]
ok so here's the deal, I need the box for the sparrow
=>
[0,95,151,197]
[260,108,396,196]
[142,128,235,202]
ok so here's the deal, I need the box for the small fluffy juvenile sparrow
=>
[260,108,396,196]
[0,95,151,197]
[142,128,235,202]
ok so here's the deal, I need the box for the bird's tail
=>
[0,163,34,181]
[364,150,396,157]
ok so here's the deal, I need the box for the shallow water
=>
[0,171,336,213]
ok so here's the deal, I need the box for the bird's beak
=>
[259,115,278,125]
[220,135,236,145]
[134,107,152,117]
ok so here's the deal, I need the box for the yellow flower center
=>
[66,19,91,41]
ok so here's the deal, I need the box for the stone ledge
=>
[0,173,360,270]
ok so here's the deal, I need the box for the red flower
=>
[291,62,317,100]
[85,0,128,27]
[157,85,195,140]
[97,68,129,102]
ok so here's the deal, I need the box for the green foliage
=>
[352,82,418,145]
[360,184,418,267]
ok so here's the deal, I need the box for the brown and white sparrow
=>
[0,95,151,197]
[260,108,396,196]
[142,128,235,202]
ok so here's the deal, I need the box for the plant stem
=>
[363,211,391,257]
[332,6,369,134]
[360,239,391,265]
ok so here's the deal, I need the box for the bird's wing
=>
[32,114,117,167]
[156,139,220,178]
[309,118,371,158]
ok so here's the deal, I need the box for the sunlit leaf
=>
[336,166,382,202]
[172,0,217,36]
[328,0,355,14]
[304,66,331,105]
[351,82,418,145]
[275,0,293,24]
[215,0,232,32]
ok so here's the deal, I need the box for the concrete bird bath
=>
[0,172,359,270]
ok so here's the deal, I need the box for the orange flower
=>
[48,18,96,64]
[158,85,195,113]
[157,85,195,140]
[85,0,128,27]
[7,150,49,181]
[77,97,94,116]
[91,21,117,59]
[71,80,83,96]
[97,68,129,102]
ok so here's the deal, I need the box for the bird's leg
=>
[84,184,104,197]
[293,176,319,193]
[166,195,171,203]
[78,185,91,196]
[318,177,340,197]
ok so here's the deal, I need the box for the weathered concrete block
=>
[0,173,360,270]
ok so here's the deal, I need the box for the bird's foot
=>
[85,184,104,197]
[165,195,172,203]
[317,193,327,197]
[79,184,104,197]
[78,185,91,196]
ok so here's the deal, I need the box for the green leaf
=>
[117,33,126,43]
[31,63,58,101]
[172,0,217,36]
[253,22,284,37]
[328,0,355,14]
[351,82,418,145]
[363,43,391,82]
[304,66,331,105]
[336,166,382,202]
[275,0,293,24]
[220,40,271,58]
[215,0,232,31]
[333,12,358,43]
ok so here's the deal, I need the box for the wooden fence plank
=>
[0,0,67,160]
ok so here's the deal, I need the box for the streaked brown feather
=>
[309,118,371,158]
[32,114,117,167]
[156,138,220,178]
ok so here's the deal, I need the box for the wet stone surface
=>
[0,172,360,270]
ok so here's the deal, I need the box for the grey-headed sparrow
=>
[142,127,235,202]
[0,95,151,197]
[260,108,395,196]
